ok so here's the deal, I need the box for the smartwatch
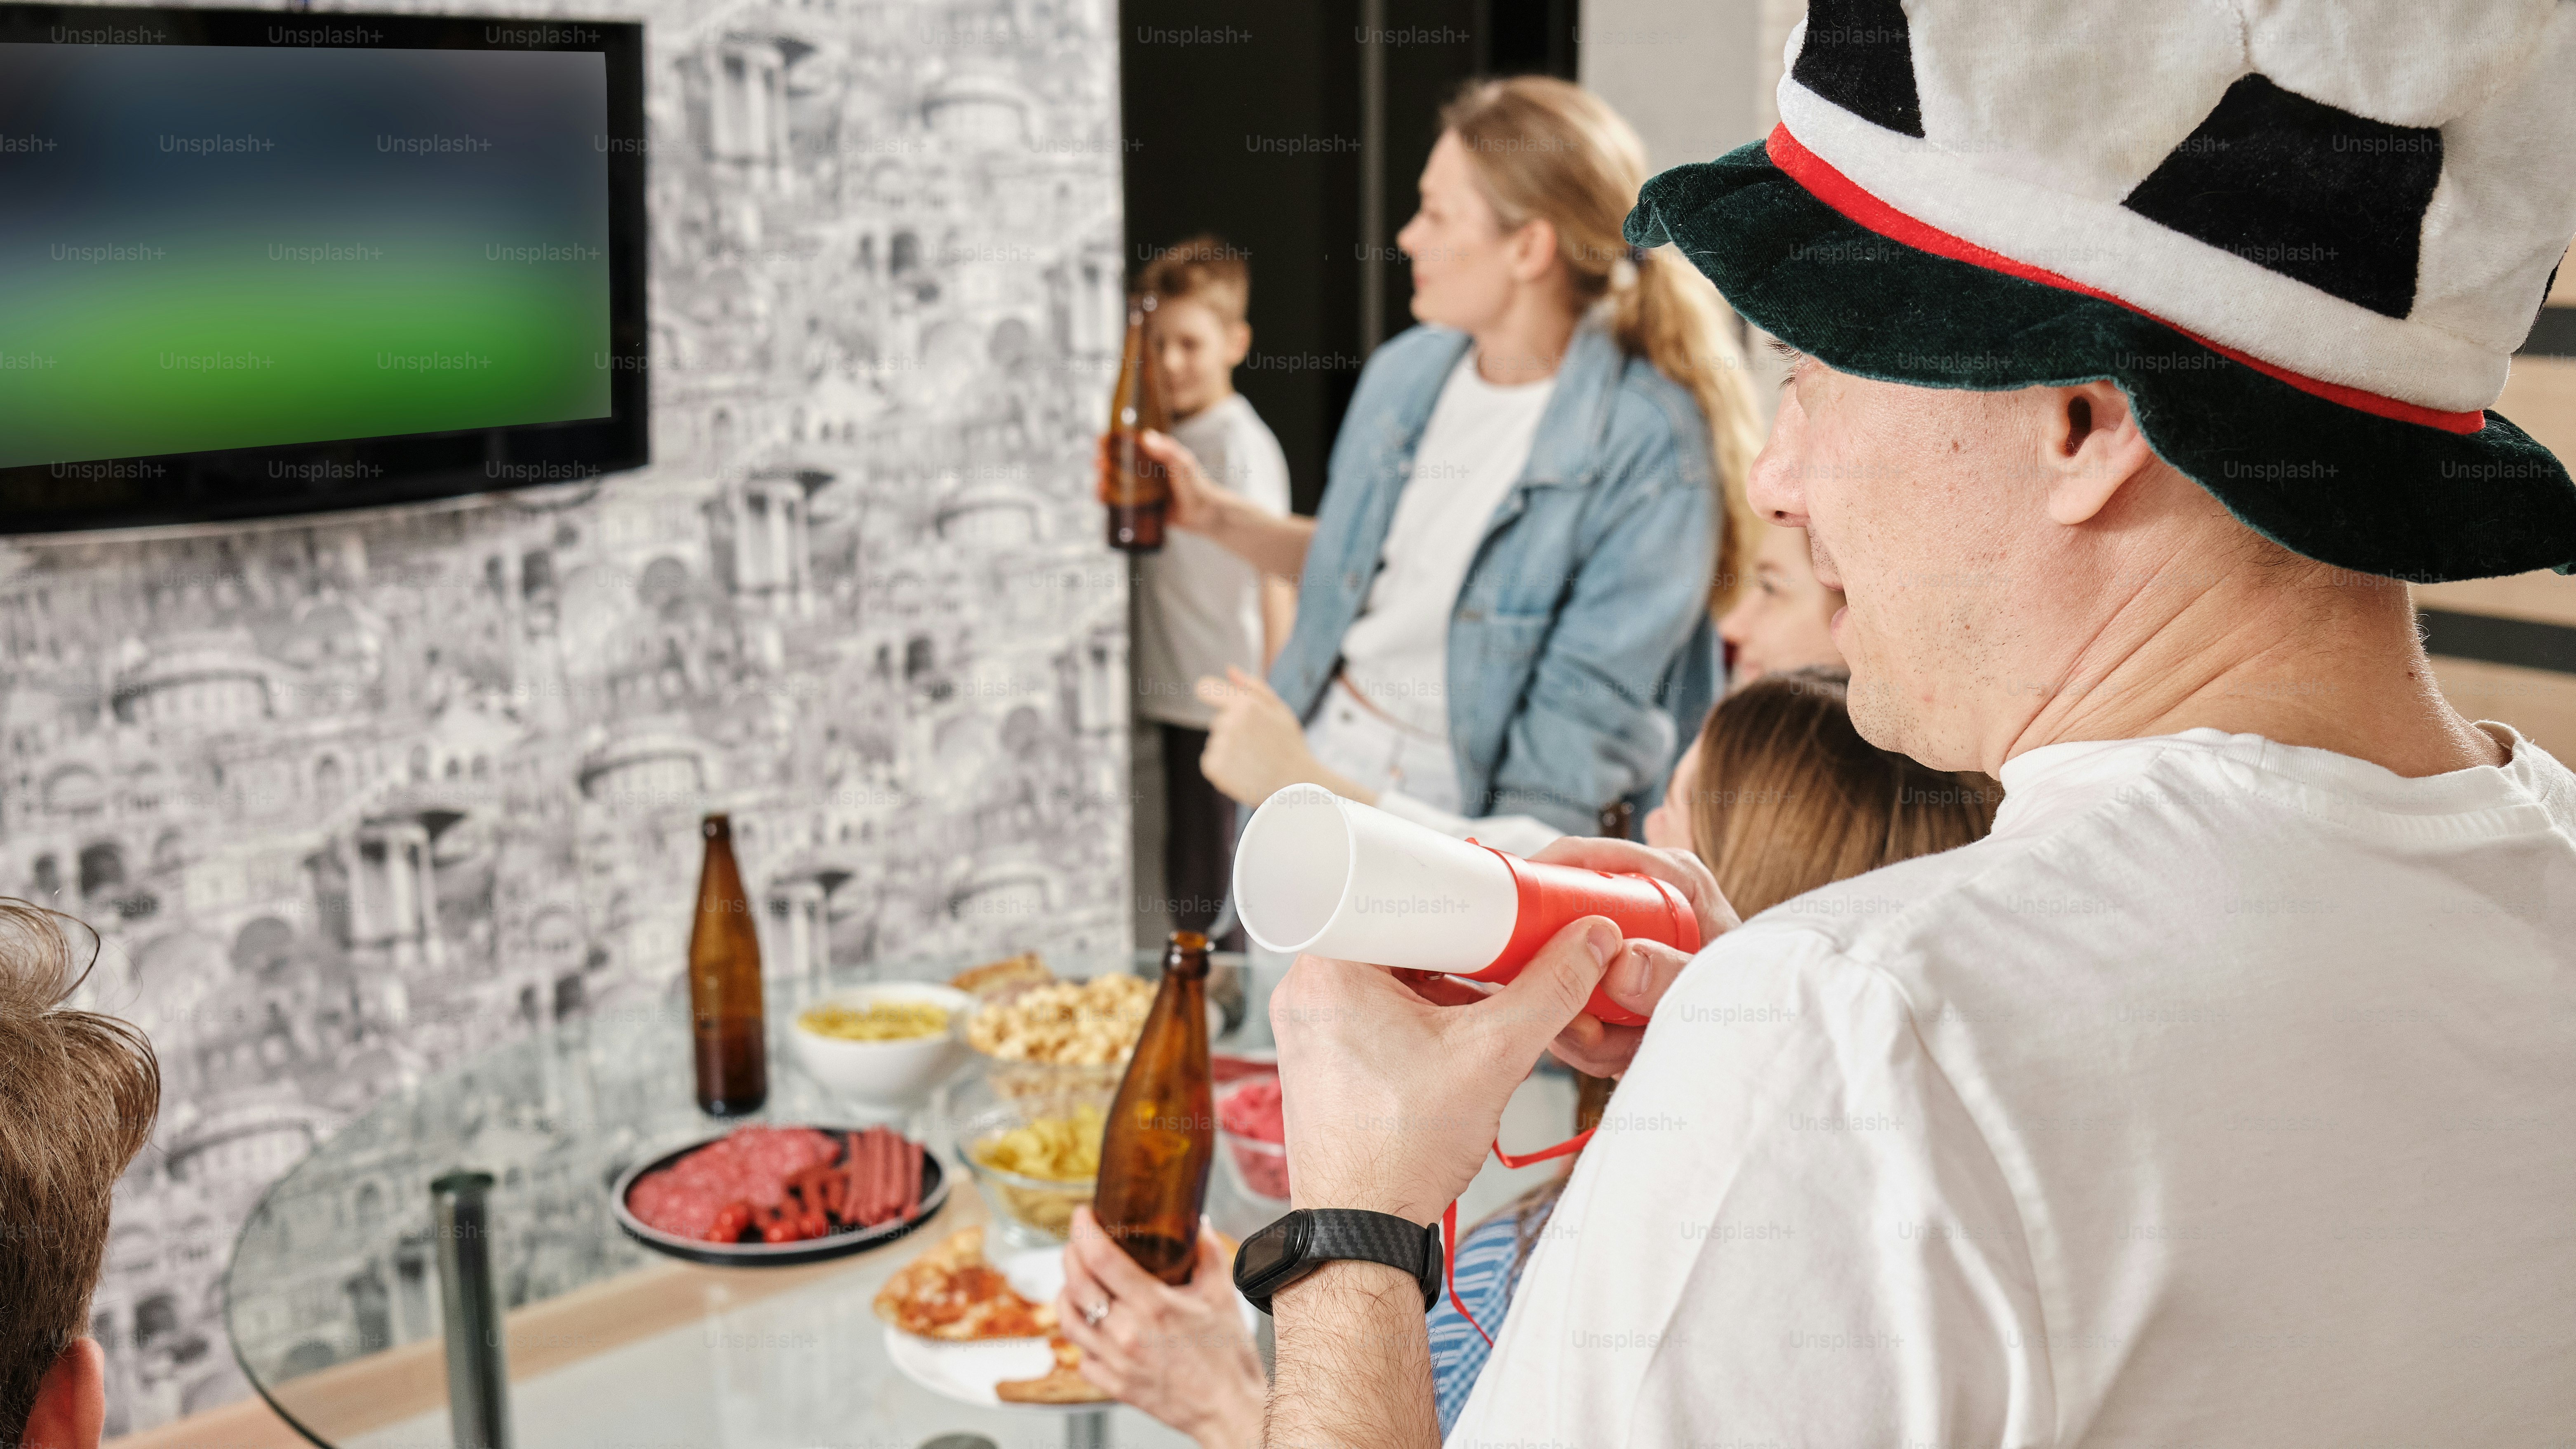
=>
[1231,1208,1444,1315]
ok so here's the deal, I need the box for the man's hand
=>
[1528,835,1739,1078]
[1271,914,1625,1223]
[1262,916,1624,1449]
[1056,1209,1266,1449]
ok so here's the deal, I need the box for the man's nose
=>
[1743,388,1810,526]
[1744,445,1801,525]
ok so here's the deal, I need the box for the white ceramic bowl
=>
[790,983,975,1108]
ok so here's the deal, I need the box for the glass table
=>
[223,946,1574,1448]
[221,951,1223,1449]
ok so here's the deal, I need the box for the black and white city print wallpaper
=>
[0,0,1129,1429]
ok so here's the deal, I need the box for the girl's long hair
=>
[1503,669,2000,1268]
[1439,76,1766,612]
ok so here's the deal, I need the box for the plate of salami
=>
[611,1122,949,1267]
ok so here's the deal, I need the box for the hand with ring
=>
[1056,1206,1266,1449]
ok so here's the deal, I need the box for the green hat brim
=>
[1628,141,2576,583]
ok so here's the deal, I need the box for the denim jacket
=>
[1269,320,1722,836]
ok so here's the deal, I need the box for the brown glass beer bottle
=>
[1092,930,1215,1283]
[688,813,767,1116]
[1104,293,1171,553]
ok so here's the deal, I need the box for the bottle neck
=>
[1161,931,1210,981]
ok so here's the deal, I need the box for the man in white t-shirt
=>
[1242,6,2576,1446]
[1127,238,1294,939]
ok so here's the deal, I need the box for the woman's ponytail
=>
[1611,247,1762,614]
[1443,77,1766,614]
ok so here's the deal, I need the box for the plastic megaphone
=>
[1231,783,1699,1027]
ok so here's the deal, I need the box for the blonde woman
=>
[1121,76,1765,840]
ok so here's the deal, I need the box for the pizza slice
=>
[996,1334,1110,1405]
[872,1225,1060,1341]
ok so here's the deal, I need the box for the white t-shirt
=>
[1131,393,1292,729]
[1335,353,1555,741]
[1451,724,2576,1448]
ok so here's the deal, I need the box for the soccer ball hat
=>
[1629,0,2576,581]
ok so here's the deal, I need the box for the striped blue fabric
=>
[1427,1209,1531,1435]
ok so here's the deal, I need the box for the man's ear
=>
[21,1337,103,1449]
[2043,380,2156,526]
[1223,319,1253,369]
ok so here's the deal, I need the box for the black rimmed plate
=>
[609,1128,950,1268]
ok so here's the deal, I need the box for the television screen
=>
[0,6,646,531]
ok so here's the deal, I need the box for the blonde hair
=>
[1438,76,1765,612]
[1504,669,1997,1266]
[1688,668,2000,915]
[0,903,160,1442]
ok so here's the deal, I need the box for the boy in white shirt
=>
[1126,236,1294,940]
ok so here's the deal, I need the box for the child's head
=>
[1645,667,1998,916]
[1138,235,1252,420]
[1717,522,1845,686]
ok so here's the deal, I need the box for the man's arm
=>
[1267,1261,1441,1449]
[1257,917,1634,1447]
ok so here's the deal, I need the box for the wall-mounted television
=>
[0,4,646,532]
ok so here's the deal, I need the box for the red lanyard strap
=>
[1440,1126,1597,1346]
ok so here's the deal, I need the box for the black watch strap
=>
[1234,1208,1443,1315]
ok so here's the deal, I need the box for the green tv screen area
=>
[0,44,612,470]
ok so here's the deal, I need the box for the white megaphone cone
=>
[1231,783,1521,971]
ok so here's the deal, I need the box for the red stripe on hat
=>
[1763,125,2487,436]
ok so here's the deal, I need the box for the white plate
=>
[884,1246,1258,1415]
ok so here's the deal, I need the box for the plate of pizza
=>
[877,1225,1260,1413]
[877,1225,1107,1411]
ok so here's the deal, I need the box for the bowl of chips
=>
[952,1075,1111,1249]
[790,983,976,1108]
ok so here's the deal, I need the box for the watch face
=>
[1235,1214,1304,1288]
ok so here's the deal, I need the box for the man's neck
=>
[1998,566,2505,780]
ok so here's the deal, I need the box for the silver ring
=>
[1082,1299,1109,1327]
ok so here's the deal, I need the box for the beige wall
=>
[1577,0,1770,169]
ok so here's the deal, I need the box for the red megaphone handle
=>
[1469,847,1695,1026]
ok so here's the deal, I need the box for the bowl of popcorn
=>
[961,967,1154,1112]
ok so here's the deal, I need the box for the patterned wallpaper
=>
[0,0,1128,1430]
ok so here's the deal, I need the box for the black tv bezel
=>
[0,4,648,534]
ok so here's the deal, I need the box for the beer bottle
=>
[688,813,766,1115]
[1104,293,1171,553]
[1092,930,1215,1283]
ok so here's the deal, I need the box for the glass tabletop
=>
[221,950,1251,1449]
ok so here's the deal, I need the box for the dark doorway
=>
[1120,0,1579,515]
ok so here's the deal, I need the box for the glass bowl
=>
[973,1056,1127,1119]
[1217,1129,1289,1210]
[1214,1076,1290,1209]
[950,1075,1112,1249]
